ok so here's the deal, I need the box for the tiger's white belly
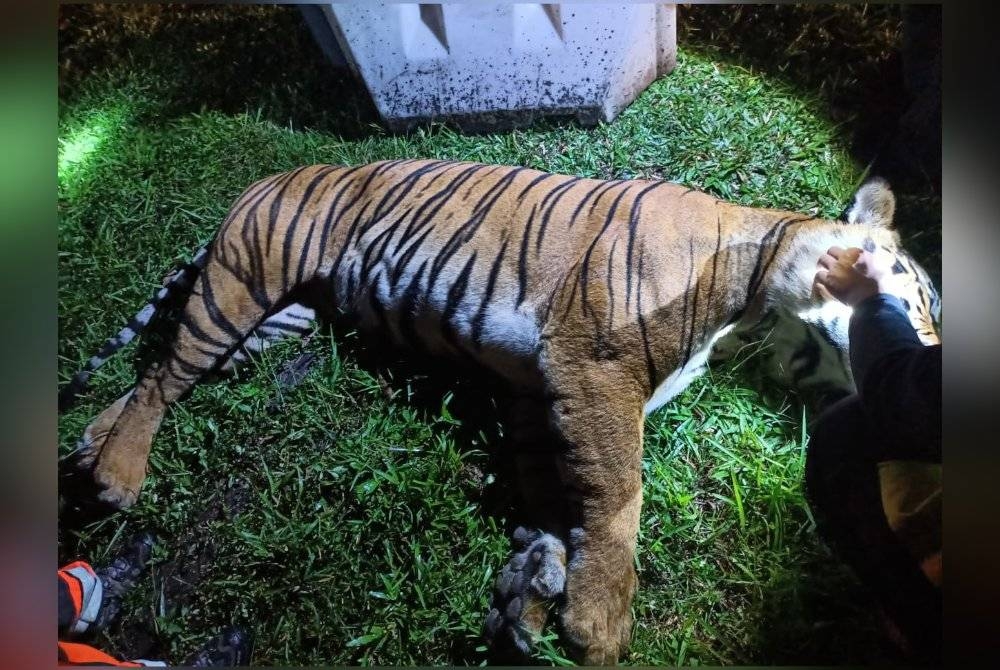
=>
[643,324,735,416]
[349,257,545,387]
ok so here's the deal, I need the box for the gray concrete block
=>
[319,3,676,132]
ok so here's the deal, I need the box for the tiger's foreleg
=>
[546,359,646,665]
[78,256,279,509]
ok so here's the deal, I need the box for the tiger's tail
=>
[58,244,211,413]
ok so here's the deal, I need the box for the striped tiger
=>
[60,160,940,664]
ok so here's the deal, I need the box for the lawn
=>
[57,5,938,666]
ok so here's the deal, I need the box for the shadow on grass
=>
[58,4,380,139]
[678,3,940,196]
[751,552,906,665]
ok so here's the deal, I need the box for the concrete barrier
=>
[311,3,676,132]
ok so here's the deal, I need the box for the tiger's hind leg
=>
[76,257,280,510]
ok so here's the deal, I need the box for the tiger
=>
[59,159,940,664]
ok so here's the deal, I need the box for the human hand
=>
[813,242,894,307]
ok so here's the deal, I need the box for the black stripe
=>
[240,172,301,302]
[586,180,624,218]
[359,160,449,237]
[542,285,560,324]
[390,226,435,291]
[397,260,429,350]
[516,171,558,200]
[460,165,507,202]
[344,260,358,302]
[635,244,658,391]
[580,183,632,317]
[564,179,619,232]
[394,163,486,253]
[427,168,524,297]
[211,244,272,312]
[165,364,202,386]
[535,177,582,254]
[367,270,390,333]
[624,181,670,313]
[198,269,249,344]
[441,252,478,349]
[217,235,251,283]
[169,350,210,377]
[516,204,538,306]
[260,321,312,337]
[329,200,373,284]
[749,217,806,298]
[558,264,582,323]
[217,171,288,239]
[743,218,787,301]
[294,211,321,287]
[328,160,410,270]
[744,216,810,300]
[280,167,337,292]
[360,222,399,277]
[265,167,315,256]
[191,345,226,360]
[472,238,509,348]
[314,165,369,276]
[682,237,698,363]
[701,213,723,340]
[178,313,233,351]
[275,309,315,325]
[605,237,619,327]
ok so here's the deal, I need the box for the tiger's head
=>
[800,177,941,345]
[714,178,941,409]
[761,177,941,342]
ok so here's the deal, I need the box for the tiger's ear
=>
[844,177,895,228]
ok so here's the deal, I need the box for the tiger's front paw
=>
[483,527,567,659]
[560,595,633,665]
[559,529,637,665]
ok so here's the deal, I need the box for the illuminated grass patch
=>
[58,104,134,194]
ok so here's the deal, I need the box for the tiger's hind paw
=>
[483,527,567,659]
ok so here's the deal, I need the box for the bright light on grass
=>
[59,120,106,179]
[58,105,132,191]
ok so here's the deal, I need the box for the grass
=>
[57,5,938,666]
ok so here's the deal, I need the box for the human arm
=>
[815,246,941,461]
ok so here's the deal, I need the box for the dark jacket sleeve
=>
[848,293,941,462]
